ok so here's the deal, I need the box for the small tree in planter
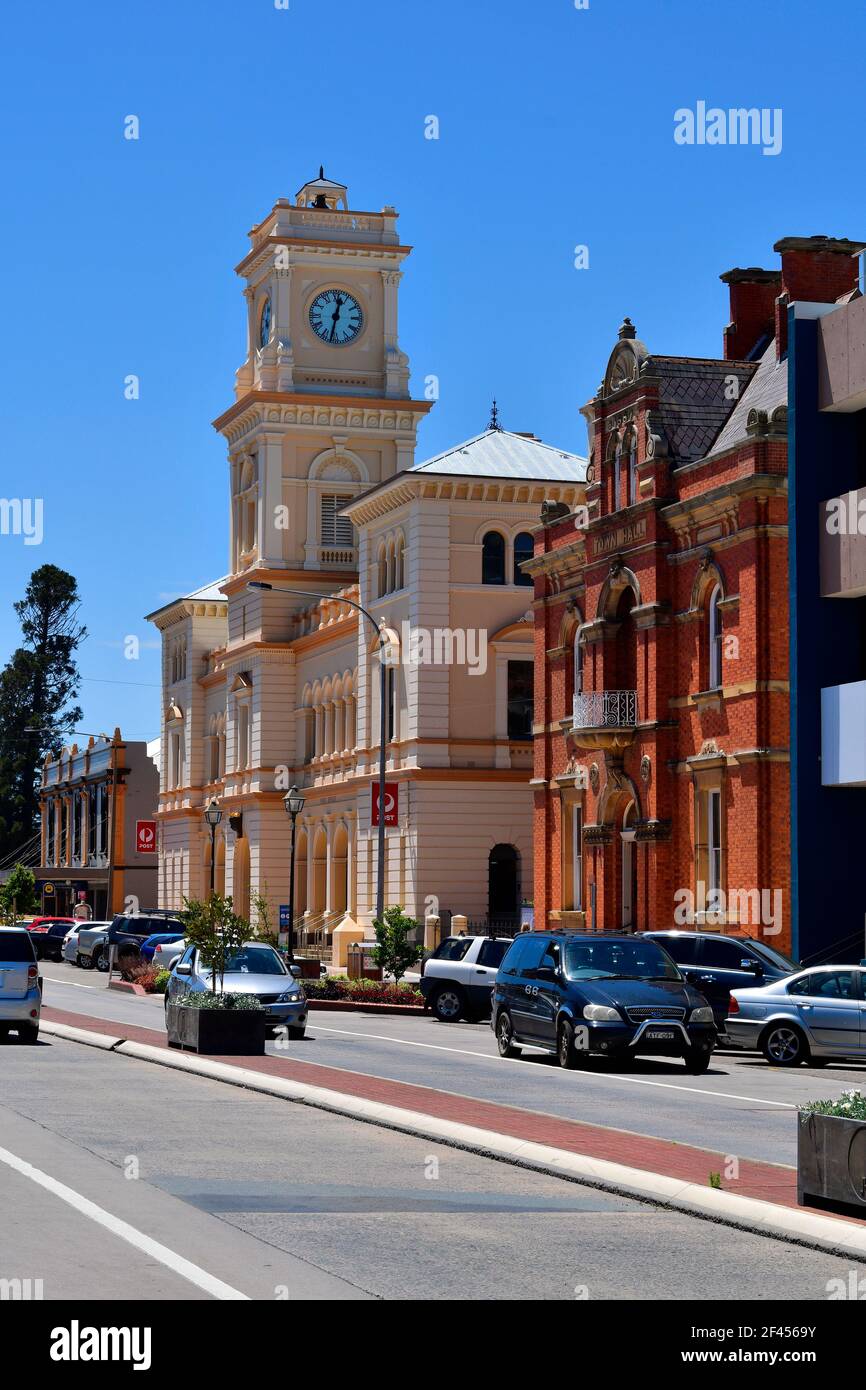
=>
[166,896,266,1055]
[182,894,255,999]
[371,905,423,986]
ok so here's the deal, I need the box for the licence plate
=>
[644,1029,676,1041]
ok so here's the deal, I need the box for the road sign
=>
[279,904,291,929]
[136,820,157,854]
[371,782,399,827]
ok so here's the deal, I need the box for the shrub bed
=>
[303,975,423,1007]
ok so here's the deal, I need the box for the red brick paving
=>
[41,1004,863,1226]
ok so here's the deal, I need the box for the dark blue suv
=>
[491,932,717,1073]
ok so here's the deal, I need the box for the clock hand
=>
[329,295,344,341]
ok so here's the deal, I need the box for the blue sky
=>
[1,0,864,742]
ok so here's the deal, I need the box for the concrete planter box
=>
[798,1110,866,1213]
[165,1002,266,1056]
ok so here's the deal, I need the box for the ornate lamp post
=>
[203,798,222,898]
[283,785,305,961]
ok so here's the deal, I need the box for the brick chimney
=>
[772,236,864,358]
[719,267,781,360]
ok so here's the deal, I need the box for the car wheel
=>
[94,950,108,973]
[684,1046,711,1074]
[761,1023,807,1067]
[18,1024,39,1045]
[557,1019,579,1070]
[77,952,92,970]
[432,985,465,1023]
[495,1010,521,1058]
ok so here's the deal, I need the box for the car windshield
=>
[748,940,797,973]
[563,939,680,982]
[202,946,288,977]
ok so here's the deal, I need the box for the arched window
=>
[708,585,723,689]
[625,432,638,507]
[615,438,624,510]
[377,543,387,598]
[481,531,506,585]
[386,539,396,594]
[387,665,397,743]
[395,534,405,590]
[574,629,584,696]
[513,531,534,586]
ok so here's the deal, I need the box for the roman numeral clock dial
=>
[309,288,363,345]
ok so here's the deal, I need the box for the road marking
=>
[0,1144,249,1300]
[307,1024,796,1109]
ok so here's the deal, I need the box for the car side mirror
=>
[535,965,558,981]
[289,963,302,978]
[175,962,191,977]
[742,959,763,975]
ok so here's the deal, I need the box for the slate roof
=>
[410,428,588,482]
[649,358,756,464]
[704,343,787,460]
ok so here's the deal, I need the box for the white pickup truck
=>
[419,934,515,1022]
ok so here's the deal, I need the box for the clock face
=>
[259,298,272,348]
[309,288,363,346]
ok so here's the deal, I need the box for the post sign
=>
[371,782,399,827]
[136,820,157,854]
[279,904,291,929]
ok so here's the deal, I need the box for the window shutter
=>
[321,495,354,548]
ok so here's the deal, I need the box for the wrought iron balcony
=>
[570,690,638,752]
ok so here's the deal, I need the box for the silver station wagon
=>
[727,964,866,1066]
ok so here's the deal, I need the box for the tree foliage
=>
[0,566,86,857]
[181,894,256,999]
[0,863,38,924]
[371,904,423,985]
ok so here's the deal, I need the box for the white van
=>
[0,927,41,1043]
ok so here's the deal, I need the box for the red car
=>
[26,916,76,934]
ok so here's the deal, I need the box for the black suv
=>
[643,931,798,1032]
[104,912,186,966]
[491,932,716,1073]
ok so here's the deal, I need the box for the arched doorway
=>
[488,844,520,921]
[294,827,308,917]
[312,827,327,916]
[233,836,250,924]
[332,823,348,916]
[615,587,638,692]
[620,801,637,931]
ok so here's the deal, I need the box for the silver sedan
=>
[727,964,866,1066]
[165,943,308,1038]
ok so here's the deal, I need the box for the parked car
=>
[140,932,185,964]
[491,932,717,1072]
[29,918,84,962]
[727,964,866,1066]
[151,937,188,972]
[644,931,799,1033]
[62,921,112,964]
[74,921,110,970]
[77,913,186,972]
[419,934,514,1022]
[165,942,308,1038]
[25,916,75,933]
[0,926,41,1042]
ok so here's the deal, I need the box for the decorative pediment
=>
[603,320,649,397]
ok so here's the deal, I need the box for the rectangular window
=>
[236,705,250,771]
[571,806,582,911]
[321,494,355,548]
[708,790,722,895]
[507,661,534,739]
[386,667,397,743]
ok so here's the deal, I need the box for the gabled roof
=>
[144,576,230,626]
[410,428,588,482]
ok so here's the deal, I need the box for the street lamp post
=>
[248,581,389,924]
[203,798,222,898]
[283,785,305,960]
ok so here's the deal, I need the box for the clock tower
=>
[213,170,432,580]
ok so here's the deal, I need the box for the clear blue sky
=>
[1,0,863,742]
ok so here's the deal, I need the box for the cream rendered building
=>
[147,172,586,957]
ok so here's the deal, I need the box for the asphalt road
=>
[1,1030,863,1301]
[38,962,866,1167]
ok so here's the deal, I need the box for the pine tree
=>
[0,566,86,858]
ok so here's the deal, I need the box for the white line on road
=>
[0,1144,249,1301]
[307,1024,796,1109]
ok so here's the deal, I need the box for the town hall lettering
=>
[593,518,647,556]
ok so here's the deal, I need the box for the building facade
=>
[788,244,866,964]
[148,172,585,956]
[36,730,159,919]
[526,238,855,956]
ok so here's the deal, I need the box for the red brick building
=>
[528,237,862,956]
